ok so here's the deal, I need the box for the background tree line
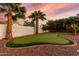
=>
[42,14,79,34]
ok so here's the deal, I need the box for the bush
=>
[42,24,48,31]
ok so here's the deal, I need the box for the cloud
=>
[52,4,79,15]
[23,3,79,20]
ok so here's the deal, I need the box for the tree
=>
[42,24,48,32]
[28,10,46,34]
[71,23,79,35]
[23,20,34,27]
[0,3,26,39]
[41,20,57,32]
[47,20,56,32]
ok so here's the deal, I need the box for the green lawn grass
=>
[6,33,73,47]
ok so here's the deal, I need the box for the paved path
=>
[0,34,79,56]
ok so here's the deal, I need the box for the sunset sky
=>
[0,3,79,24]
[23,3,79,20]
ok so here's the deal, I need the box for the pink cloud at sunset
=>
[23,3,79,20]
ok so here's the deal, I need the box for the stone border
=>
[59,34,77,47]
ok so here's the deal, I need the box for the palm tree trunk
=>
[35,18,39,34]
[6,8,13,39]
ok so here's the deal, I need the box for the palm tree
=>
[0,3,26,39]
[28,10,46,34]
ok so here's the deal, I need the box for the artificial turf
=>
[6,33,73,47]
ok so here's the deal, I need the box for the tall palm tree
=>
[28,10,46,34]
[0,3,26,39]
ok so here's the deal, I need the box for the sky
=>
[0,3,79,25]
[23,3,79,20]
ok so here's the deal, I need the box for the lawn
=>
[6,33,73,47]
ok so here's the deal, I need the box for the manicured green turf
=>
[6,33,73,47]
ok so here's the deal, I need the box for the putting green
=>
[6,33,73,47]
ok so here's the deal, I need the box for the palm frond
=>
[28,10,47,21]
